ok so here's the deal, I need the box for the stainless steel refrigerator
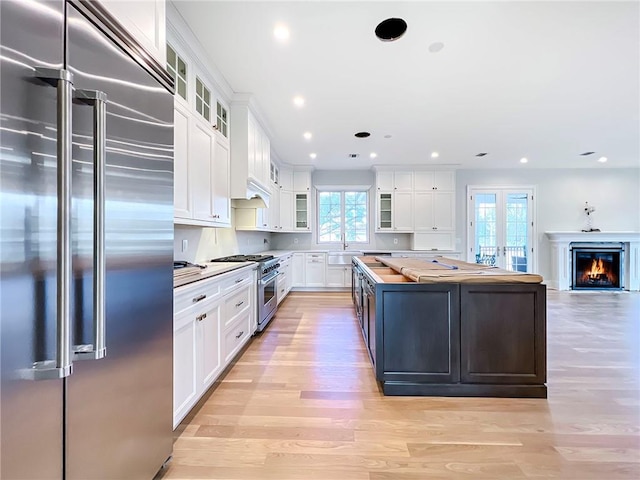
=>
[0,1,174,478]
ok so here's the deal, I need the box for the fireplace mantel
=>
[545,232,640,291]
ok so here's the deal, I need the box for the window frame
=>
[316,189,369,244]
[166,44,187,101]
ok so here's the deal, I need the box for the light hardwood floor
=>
[157,290,640,479]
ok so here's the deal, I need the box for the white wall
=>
[174,211,272,263]
[455,167,640,280]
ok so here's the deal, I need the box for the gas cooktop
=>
[210,255,274,263]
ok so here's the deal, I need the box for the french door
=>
[467,187,536,272]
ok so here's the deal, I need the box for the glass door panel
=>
[468,188,534,272]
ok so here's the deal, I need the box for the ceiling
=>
[172,1,639,170]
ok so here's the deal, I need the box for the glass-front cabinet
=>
[378,193,392,229]
[295,193,309,230]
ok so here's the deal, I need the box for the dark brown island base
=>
[352,256,547,398]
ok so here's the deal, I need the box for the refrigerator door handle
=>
[73,89,108,361]
[20,68,75,380]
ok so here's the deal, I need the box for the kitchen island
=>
[352,256,547,398]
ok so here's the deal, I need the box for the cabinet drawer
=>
[220,268,255,295]
[223,311,251,364]
[224,286,251,328]
[174,279,221,316]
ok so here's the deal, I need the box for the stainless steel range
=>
[210,255,280,332]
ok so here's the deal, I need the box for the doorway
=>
[467,187,536,272]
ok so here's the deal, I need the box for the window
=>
[318,191,368,243]
[195,77,211,121]
[166,44,187,100]
[216,101,228,137]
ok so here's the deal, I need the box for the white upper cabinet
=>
[414,170,455,191]
[230,103,271,197]
[279,168,293,191]
[376,171,413,191]
[212,133,231,226]
[293,171,311,192]
[173,102,191,219]
[100,0,166,65]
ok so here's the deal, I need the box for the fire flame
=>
[581,257,617,284]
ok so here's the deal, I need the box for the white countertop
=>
[174,261,255,288]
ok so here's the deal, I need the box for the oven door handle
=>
[260,271,279,284]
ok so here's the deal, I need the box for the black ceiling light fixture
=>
[355,131,371,138]
[375,18,407,42]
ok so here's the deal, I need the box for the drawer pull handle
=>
[193,294,206,303]
[196,313,207,322]
[235,279,244,284]
[235,331,244,339]
[235,301,244,308]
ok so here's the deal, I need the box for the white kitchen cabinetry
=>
[292,253,305,287]
[305,253,326,287]
[414,170,455,191]
[326,265,352,288]
[293,171,311,192]
[376,171,413,192]
[100,0,166,65]
[173,102,191,219]
[279,190,293,231]
[376,191,414,232]
[230,102,271,198]
[279,168,293,191]
[294,193,310,230]
[173,105,230,227]
[276,254,292,304]
[413,169,455,250]
[173,266,256,428]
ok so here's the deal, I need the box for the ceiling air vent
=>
[348,153,360,158]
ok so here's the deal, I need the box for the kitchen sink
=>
[327,251,363,265]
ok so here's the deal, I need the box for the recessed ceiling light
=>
[309,153,317,159]
[355,131,370,138]
[475,152,488,157]
[273,24,290,41]
[293,96,305,107]
[303,132,312,140]
[520,157,528,164]
[428,42,445,53]
[370,152,377,159]
[598,156,608,163]
[375,18,407,42]
[431,152,439,158]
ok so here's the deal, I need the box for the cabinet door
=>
[433,192,454,230]
[292,253,305,286]
[293,171,311,191]
[414,191,435,231]
[197,302,221,390]
[269,184,280,230]
[414,171,435,191]
[173,104,191,219]
[247,115,257,180]
[262,133,271,187]
[280,169,293,191]
[433,171,455,191]
[305,254,326,286]
[174,314,197,427]
[212,132,231,225]
[394,171,413,191]
[279,190,293,231]
[191,120,213,221]
[376,171,394,191]
[382,288,460,383]
[377,193,393,230]
[294,193,309,230]
[326,267,345,287]
[393,192,414,231]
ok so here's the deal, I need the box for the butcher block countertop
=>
[359,256,544,284]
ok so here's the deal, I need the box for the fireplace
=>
[571,242,624,290]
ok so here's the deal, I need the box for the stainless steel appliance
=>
[0,1,174,478]
[210,255,280,332]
